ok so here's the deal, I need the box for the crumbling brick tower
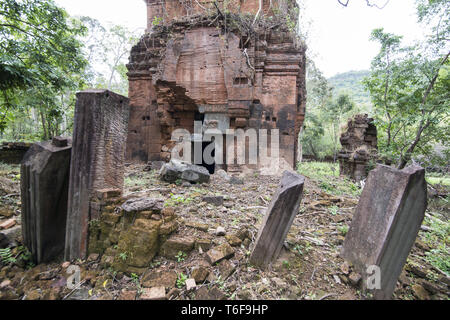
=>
[126,0,306,173]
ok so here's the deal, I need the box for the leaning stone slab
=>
[250,171,305,269]
[65,90,129,261]
[341,164,427,300]
[21,137,72,263]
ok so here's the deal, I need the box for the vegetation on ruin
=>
[0,0,449,301]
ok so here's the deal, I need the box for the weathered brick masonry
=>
[126,0,306,173]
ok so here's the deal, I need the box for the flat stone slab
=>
[341,164,427,299]
[141,287,166,300]
[206,243,235,265]
[0,219,16,230]
[159,236,195,260]
[121,198,164,213]
[250,171,305,269]
[141,271,177,288]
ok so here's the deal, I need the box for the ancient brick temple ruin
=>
[338,114,378,181]
[126,0,306,173]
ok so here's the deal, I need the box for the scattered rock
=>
[218,260,236,280]
[144,161,165,172]
[185,221,209,232]
[185,278,197,291]
[166,287,180,300]
[216,170,231,181]
[225,234,242,247]
[191,266,210,283]
[412,284,430,300]
[333,275,342,284]
[406,264,428,279]
[87,253,99,262]
[348,272,362,287]
[121,197,164,213]
[195,285,226,300]
[230,176,244,185]
[398,271,411,286]
[340,262,350,275]
[195,238,213,252]
[0,208,14,218]
[214,226,226,236]
[206,243,235,265]
[142,271,177,288]
[100,255,114,268]
[418,279,445,295]
[159,236,195,260]
[202,196,224,206]
[160,159,210,184]
[119,289,136,300]
[415,239,431,252]
[25,289,43,300]
[0,280,11,289]
[235,228,249,241]
[141,287,167,300]
[0,218,16,230]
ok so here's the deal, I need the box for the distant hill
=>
[328,70,372,109]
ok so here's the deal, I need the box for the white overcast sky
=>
[54,0,425,78]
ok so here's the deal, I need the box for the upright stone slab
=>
[341,164,427,300]
[65,90,129,260]
[250,171,305,269]
[21,137,72,263]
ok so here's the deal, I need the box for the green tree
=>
[80,18,139,96]
[325,93,356,162]
[0,0,87,138]
[300,59,333,160]
[364,6,449,169]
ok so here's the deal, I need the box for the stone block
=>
[21,138,72,263]
[65,90,129,260]
[341,164,427,300]
[250,171,305,269]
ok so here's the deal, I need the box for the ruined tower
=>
[126,0,306,173]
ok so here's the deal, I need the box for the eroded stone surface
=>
[338,114,377,181]
[141,286,166,300]
[126,1,306,174]
[206,243,235,265]
[160,160,210,184]
[21,139,72,263]
[121,198,164,213]
[250,171,305,269]
[65,90,129,261]
[341,164,427,300]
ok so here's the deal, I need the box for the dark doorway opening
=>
[192,111,215,174]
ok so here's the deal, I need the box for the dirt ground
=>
[0,162,448,300]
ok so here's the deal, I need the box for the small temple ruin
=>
[338,114,378,181]
[126,0,306,173]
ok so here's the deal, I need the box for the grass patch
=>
[124,173,152,188]
[297,161,361,197]
[426,174,450,187]
[421,212,450,275]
